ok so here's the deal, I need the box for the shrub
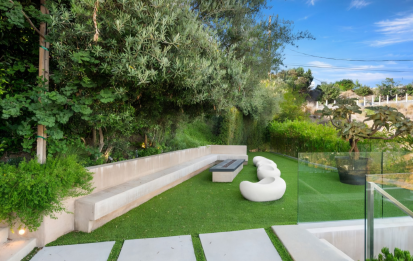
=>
[318,83,341,102]
[276,90,308,122]
[0,155,94,232]
[335,79,355,91]
[406,83,413,96]
[353,85,373,96]
[368,247,412,261]
[268,120,351,156]
[376,78,399,97]
[219,107,244,145]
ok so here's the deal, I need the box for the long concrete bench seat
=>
[75,152,248,232]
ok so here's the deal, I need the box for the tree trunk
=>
[98,127,104,152]
[104,146,114,162]
[349,138,360,159]
[92,128,96,147]
[144,134,148,148]
[37,0,49,164]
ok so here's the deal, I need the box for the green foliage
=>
[195,1,314,116]
[376,78,400,97]
[368,247,412,261]
[318,99,413,152]
[0,155,94,232]
[1,0,312,166]
[0,0,49,154]
[318,82,341,102]
[1,0,248,155]
[353,85,373,96]
[219,107,244,145]
[335,79,354,91]
[274,68,314,92]
[268,120,350,157]
[352,80,373,97]
[406,83,413,95]
[275,89,308,122]
[167,117,220,150]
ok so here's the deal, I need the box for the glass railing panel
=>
[298,152,384,223]
[365,173,413,260]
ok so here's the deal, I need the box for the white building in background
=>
[309,81,316,89]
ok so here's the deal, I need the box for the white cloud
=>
[369,13,413,46]
[386,61,398,65]
[375,14,413,34]
[298,15,309,21]
[349,0,371,9]
[342,73,387,82]
[306,0,318,6]
[357,65,385,69]
[308,61,332,67]
[369,37,413,46]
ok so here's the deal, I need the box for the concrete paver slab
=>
[117,235,196,261]
[0,238,36,261]
[30,241,115,261]
[199,228,281,261]
[272,225,352,261]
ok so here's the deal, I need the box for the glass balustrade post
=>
[366,182,374,260]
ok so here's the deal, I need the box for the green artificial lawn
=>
[26,152,413,261]
[41,152,297,261]
[298,162,413,222]
[298,163,365,222]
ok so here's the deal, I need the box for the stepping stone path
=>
[199,228,282,261]
[118,235,196,261]
[31,241,115,261]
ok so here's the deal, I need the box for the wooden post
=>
[268,16,272,80]
[37,0,49,164]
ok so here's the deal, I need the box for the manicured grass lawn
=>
[44,152,298,261]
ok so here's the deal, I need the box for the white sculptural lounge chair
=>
[239,177,286,202]
[256,159,277,168]
[257,165,281,180]
[253,156,266,166]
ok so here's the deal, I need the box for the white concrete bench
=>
[75,146,247,232]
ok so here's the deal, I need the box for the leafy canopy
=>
[319,98,413,152]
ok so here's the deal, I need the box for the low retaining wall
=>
[301,218,413,261]
[5,145,246,247]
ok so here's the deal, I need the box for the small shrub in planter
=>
[0,155,94,232]
[367,247,412,261]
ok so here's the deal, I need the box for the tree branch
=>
[9,0,46,39]
[329,117,339,128]
[367,134,399,140]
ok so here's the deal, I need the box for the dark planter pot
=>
[335,156,369,185]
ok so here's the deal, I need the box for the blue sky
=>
[264,0,413,87]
